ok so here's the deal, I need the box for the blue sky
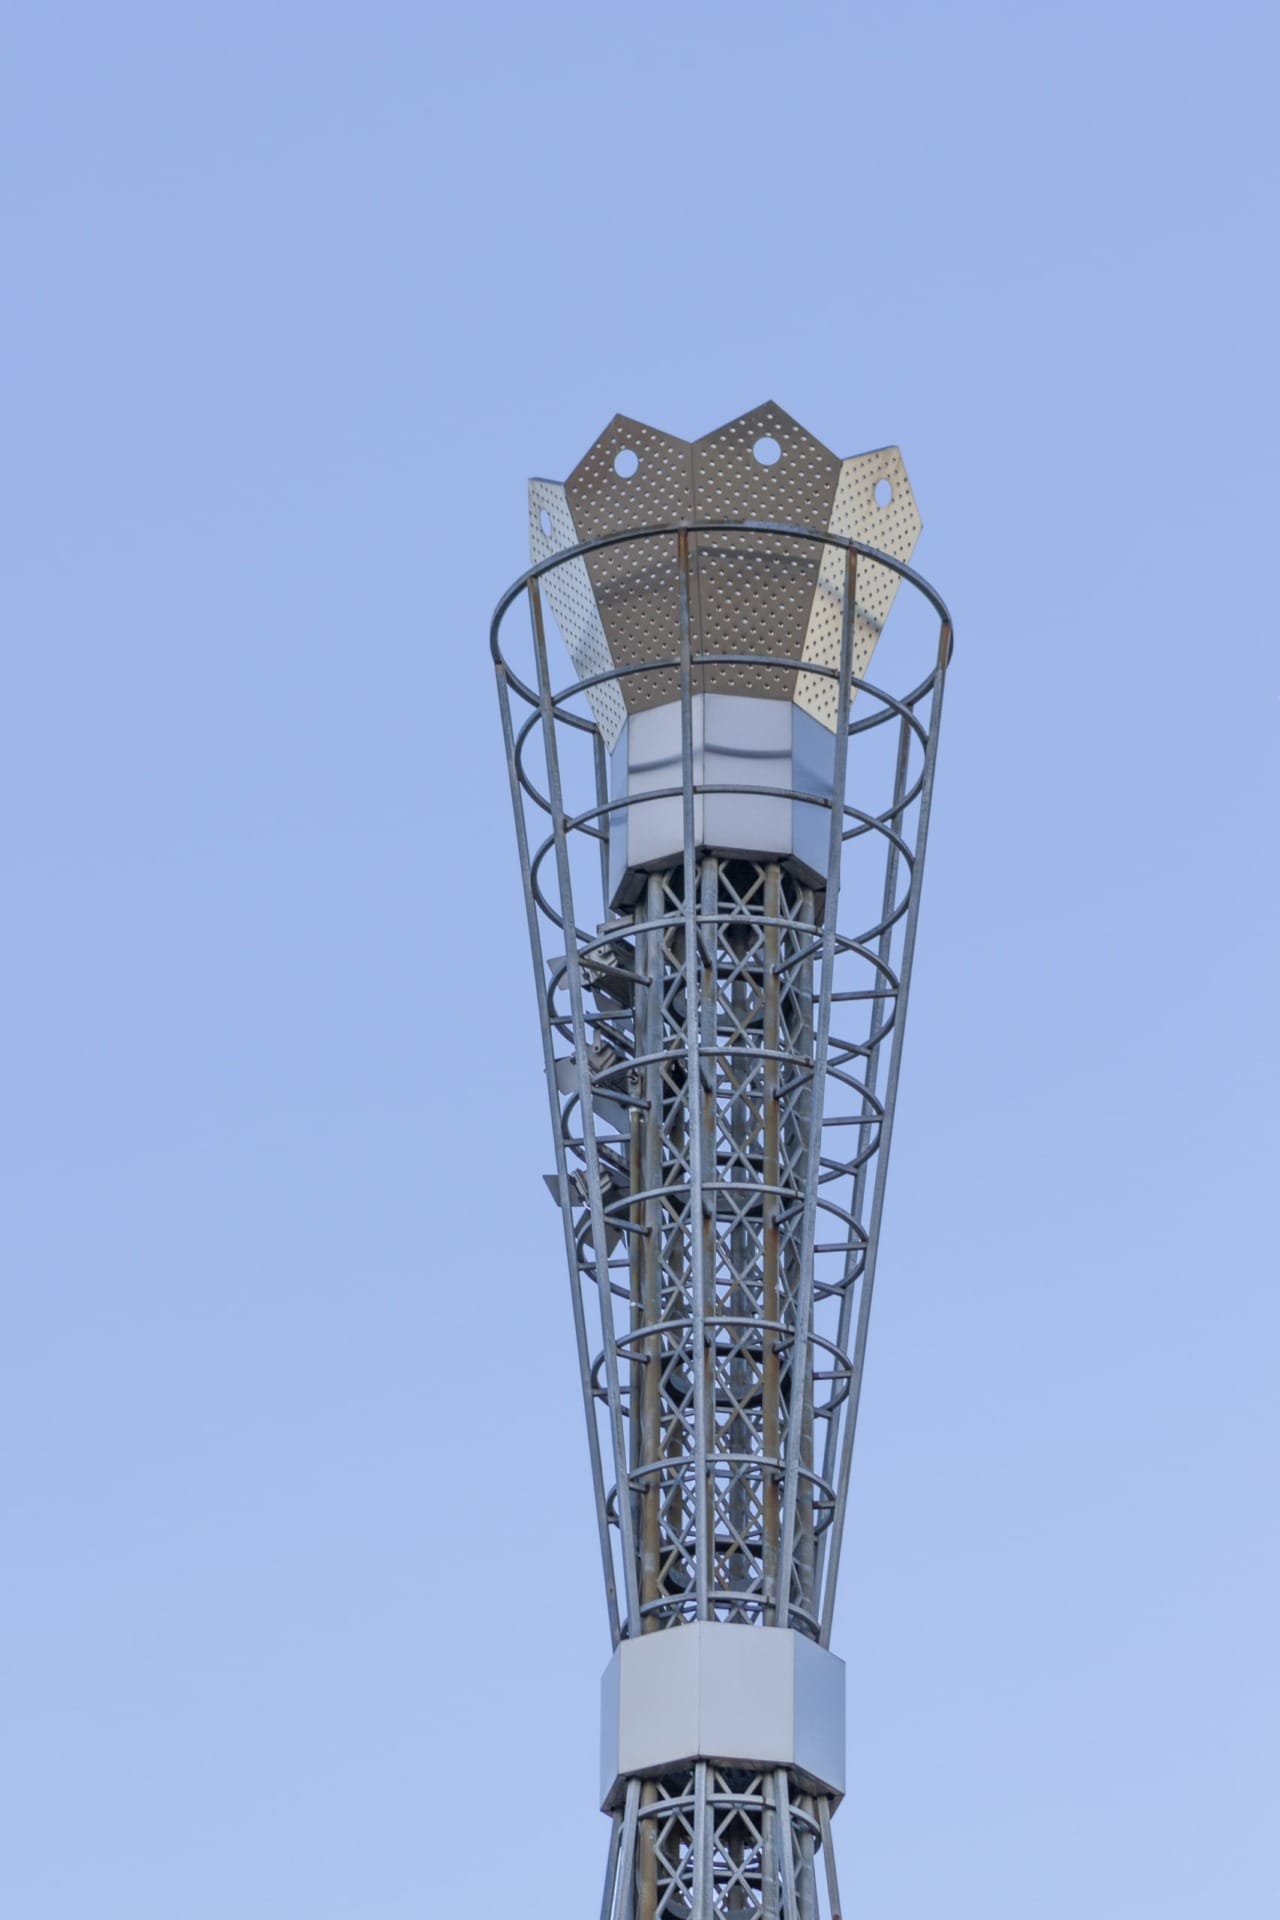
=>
[1,3,1276,1915]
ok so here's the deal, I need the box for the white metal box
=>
[599,1622,845,1810]
[606,694,837,905]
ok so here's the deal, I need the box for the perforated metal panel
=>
[534,408,925,737]
[565,415,695,715]
[796,448,923,727]
[691,403,841,703]
[528,478,627,748]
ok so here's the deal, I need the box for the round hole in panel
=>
[874,478,893,508]
[614,447,640,478]
[539,508,553,537]
[753,435,782,467]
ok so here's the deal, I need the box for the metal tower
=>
[492,403,952,1920]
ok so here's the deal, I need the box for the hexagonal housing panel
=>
[600,1623,845,1812]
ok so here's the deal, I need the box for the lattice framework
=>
[493,510,952,1920]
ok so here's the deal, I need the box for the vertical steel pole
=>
[819,625,950,1643]
[677,528,712,1623]
[494,653,622,1645]
[775,551,857,1622]
[528,577,643,1638]
[813,705,912,1617]
[777,1771,801,1920]
[599,1810,623,1920]
[694,1760,712,1920]
[817,1798,843,1920]
[615,1776,642,1920]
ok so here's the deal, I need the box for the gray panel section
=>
[616,697,687,889]
[608,694,837,901]
[701,690,792,856]
[794,1630,847,1799]
[600,1624,846,1809]
[599,1649,620,1817]
[790,704,839,883]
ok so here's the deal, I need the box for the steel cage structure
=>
[492,517,953,1920]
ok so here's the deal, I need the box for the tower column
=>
[494,403,953,1918]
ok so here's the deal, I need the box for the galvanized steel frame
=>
[492,519,952,1920]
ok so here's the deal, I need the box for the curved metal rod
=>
[489,515,955,663]
[524,780,920,942]
[510,662,930,810]
[504,638,935,762]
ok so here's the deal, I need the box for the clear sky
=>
[2,3,1276,1915]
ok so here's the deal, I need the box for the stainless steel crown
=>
[529,400,922,744]
[529,403,924,905]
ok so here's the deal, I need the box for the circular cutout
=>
[753,435,782,467]
[538,507,553,537]
[614,447,639,478]
[874,478,893,508]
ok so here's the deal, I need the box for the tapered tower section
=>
[492,404,953,1919]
